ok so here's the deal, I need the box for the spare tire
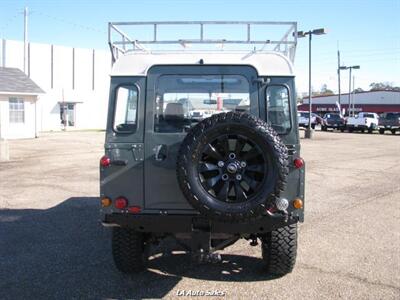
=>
[177,112,289,222]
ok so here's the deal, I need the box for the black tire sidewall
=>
[177,112,288,222]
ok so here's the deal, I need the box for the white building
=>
[0,67,44,139]
[299,90,400,115]
[0,39,111,137]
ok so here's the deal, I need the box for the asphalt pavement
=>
[0,130,399,299]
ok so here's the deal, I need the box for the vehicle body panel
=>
[100,64,305,232]
[378,112,400,131]
[346,112,379,130]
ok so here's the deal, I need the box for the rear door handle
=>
[153,144,167,161]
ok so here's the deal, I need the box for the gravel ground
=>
[0,130,399,299]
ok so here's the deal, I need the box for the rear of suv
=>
[321,113,346,132]
[379,112,400,135]
[100,21,305,276]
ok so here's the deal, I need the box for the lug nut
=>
[222,174,229,181]
[229,153,236,159]
[236,174,242,180]
[240,161,247,168]
[217,161,224,168]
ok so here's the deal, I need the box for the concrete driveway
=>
[0,131,399,299]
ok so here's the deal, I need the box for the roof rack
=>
[108,21,298,64]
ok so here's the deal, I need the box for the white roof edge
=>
[0,91,44,96]
[111,51,295,77]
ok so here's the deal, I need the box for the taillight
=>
[114,197,128,209]
[101,197,112,207]
[294,157,304,169]
[128,206,141,213]
[100,155,111,167]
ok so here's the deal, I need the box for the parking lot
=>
[0,130,399,299]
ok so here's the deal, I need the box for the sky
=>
[0,0,399,95]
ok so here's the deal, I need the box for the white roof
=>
[303,91,400,105]
[111,51,294,77]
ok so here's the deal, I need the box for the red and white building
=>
[298,90,400,116]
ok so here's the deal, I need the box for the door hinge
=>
[131,143,144,161]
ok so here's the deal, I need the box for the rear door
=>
[101,77,146,209]
[144,65,259,211]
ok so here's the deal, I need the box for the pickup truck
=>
[378,112,400,135]
[346,112,379,133]
[321,113,346,132]
[298,111,317,129]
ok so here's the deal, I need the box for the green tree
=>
[369,82,399,91]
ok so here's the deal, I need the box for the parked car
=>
[378,112,400,135]
[346,112,379,133]
[298,111,317,129]
[321,113,346,132]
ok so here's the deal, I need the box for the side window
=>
[266,85,291,134]
[113,85,138,133]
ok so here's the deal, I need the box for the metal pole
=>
[23,7,28,74]
[305,32,313,139]
[352,75,355,114]
[348,68,352,116]
[337,49,341,106]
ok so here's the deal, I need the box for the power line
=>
[31,10,107,34]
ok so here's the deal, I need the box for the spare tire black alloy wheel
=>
[198,134,266,203]
[177,112,289,222]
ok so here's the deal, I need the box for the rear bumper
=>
[325,123,345,128]
[347,124,368,130]
[102,212,300,233]
[378,125,399,130]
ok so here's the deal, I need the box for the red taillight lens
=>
[114,197,128,209]
[128,206,141,214]
[294,157,304,169]
[100,155,111,167]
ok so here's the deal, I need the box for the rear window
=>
[326,114,340,120]
[154,75,250,133]
[387,113,400,119]
[363,113,375,118]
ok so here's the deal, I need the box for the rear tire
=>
[368,128,373,134]
[391,129,396,135]
[340,128,344,133]
[321,126,327,131]
[112,228,147,273]
[349,128,353,133]
[262,223,297,276]
[379,128,385,134]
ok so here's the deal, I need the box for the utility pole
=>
[348,67,352,116]
[24,7,28,74]
[339,65,360,117]
[337,48,341,106]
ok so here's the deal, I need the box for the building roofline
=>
[302,90,400,100]
[0,91,44,96]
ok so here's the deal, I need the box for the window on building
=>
[9,98,25,123]
[60,103,76,126]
